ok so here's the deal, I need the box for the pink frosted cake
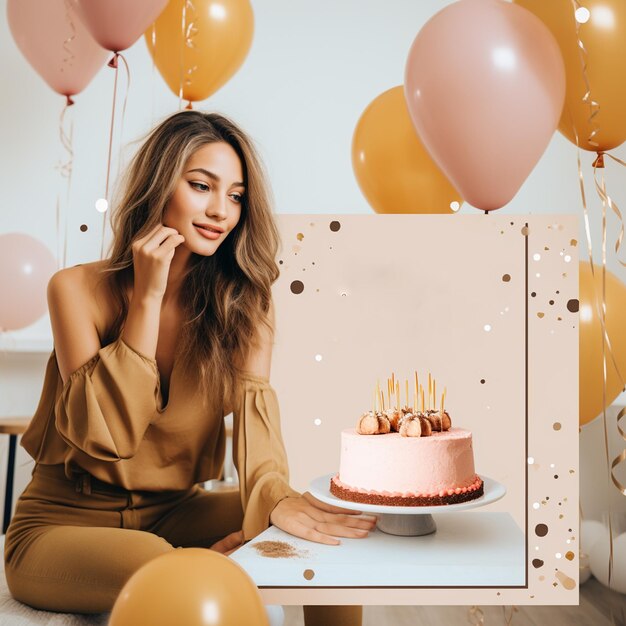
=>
[330,409,484,506]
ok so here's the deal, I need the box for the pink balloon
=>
[0,234,56,332]
[74,0,168,53]
[404,0,565,211]
[7,0,108,99]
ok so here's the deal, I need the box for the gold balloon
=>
[145,0,254,103]
[351,86,462,214]
[515,0,626,151]
[579,262,626,425]
[109,548,269,626]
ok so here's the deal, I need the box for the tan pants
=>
[4,464,361,625]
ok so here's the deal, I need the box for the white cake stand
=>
[309,473,506,537]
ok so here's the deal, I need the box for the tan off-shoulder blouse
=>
[20,337,301,540]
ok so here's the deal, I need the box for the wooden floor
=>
[282,578,626,625]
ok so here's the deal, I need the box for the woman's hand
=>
[131,224,185,302]
[269,492,377,545]
[210,529,245,556]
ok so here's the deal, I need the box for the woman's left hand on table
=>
[269,492,377,545]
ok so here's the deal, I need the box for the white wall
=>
[1,0,625,524]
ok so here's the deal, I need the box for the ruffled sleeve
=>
[54,338,161,462]
[233,373,301,540]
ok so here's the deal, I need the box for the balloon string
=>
[600,171,614,589]
[593,152,626,268]
[467,606,484,625]
[114,53,131,189]
[502,606,519,625]
[571,0,601,149]
[573,132,626,394]
[55,100,74,269]
[100,53,120,260]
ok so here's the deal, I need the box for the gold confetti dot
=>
[565,551,575,561]
[521,226,529,236]
[544,246,550,251]
[303,569,315,580]
[570,239,578,246]
[553,422,561,431]
[297,233,304,241]
[502,274,511,282]
[537,312,545,318]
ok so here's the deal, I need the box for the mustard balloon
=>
[579,262,626,426]
[145,0,254,104]
[351,86,462,214]
[515,0,626,151]
[109,548,269,626]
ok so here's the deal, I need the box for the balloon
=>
[352,86,462,214]
[0,234,56,331]
[145,0,254,104]
[581,519,608,553]
[109,548,269,626]
[579,262,626,425]
[515,0,626,152]
[74,0,168,53]
[404,0,565,212]
[589,532,626,594]
[6,0,108,99]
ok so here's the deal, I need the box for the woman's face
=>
[163,141,245,256]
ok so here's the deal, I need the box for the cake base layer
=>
[330,474,484,507]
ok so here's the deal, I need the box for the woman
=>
[4,111,373,624]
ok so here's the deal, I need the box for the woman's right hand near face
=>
[130,224,185,301]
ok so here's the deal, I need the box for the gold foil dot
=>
[565,551,575,561]
[570,239,578,246]
[500,230,504,234]
[303,569,315,580]
[521,226,529,236]
[544,246,550,251]
[532,559,544,568]
[567,299,579,312]
[559,514,564,519]
[329,221,341,232]
[80,224,88,232]
[537,312,545,318]
[502,274,511,282]
[297,233,304,241]
[553,422,561,431]
[555,570,576,590]
[290,280,304,295]
[535,523,549,537]
[557,316,562,321]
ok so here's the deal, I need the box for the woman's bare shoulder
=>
[48,261,118,340]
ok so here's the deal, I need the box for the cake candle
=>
[433,380,437,411]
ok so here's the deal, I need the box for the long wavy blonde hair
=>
[103,110,280,406]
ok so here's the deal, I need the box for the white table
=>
[232,511,525,605]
